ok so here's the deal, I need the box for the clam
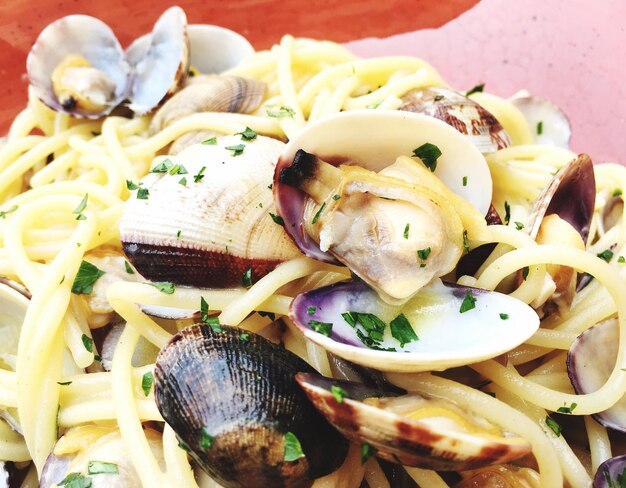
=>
[296,373,532,471]
[567,318,626,432]
[593,455,626,487]
[456,465,540,487]
[525,154,595,315]
[510,95,571,148]
[289,278,539,372]
[274,110,492,303]
[26,15,129,117]
[126,7,190,115]
[154,324,348,487]
[399,87,511,154]
[0,279,29,371]
[120,135,301,288]
[40,425,165,488]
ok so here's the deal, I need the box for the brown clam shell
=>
[399,87,511,153]
[154,325,348,488]
[296,373,531,471]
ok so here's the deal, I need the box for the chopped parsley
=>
[169,164,188,176]
[225,144,245,156]
[459,290,477,313]
[200,297,211,323]
[613,188,623,197]
[536,121,543,135]
[412,142,442,172]
[597,249,614,262]
[307,306,316,315]
[147,282,175,294]
[499,313,509,320]
[514,221,525,230]
[366,100,383,109]
[239,332,250,341]
[619,256,626,263]
[0,205,18,219]
[81,334,94,353]
[124,261,134,274]
[199,427,214,449]
[331,385,349,403]
[72,261,105,295]
[236,127,257,141]
[434,94,445,101]
[462,176,468,187]
[361,443,377,464]
[151,158,173,173]
[390,313,419,347]
[504,201,511,225]
[87,461,118,475]
[332,194,341,200]
[341,311,357,327]
[269,212,284,226]
[603,467,626,488]
[267,106,296,118]
[463,230,470,253]
[136,187,149,200]
[194,166,207,183]
[176,230,182,238]
[202,137,217,145]
[417,247,431,267]
[126,180,140,190]
[311,202,326,224]
[242,268,253,287]
[58,472,92,488]
[308,320,332,337]
[556,402,577,414]
[522,266,530,280]
[342,311,396,351]
[284,432,305,461]
[73,194,88,214]
[403,223,410,239]
[258,311,276,321]
[57,381,72,386]
[141,371,153,396]
[545,415,562,436]
[465,83,485,96]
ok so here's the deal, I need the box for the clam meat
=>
[275,110,492,303]
[296,373,532,471]
[120,135,301,288]
[154,324,348,488]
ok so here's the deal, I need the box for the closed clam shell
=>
[399,87,511,154]
[120,135,301,288]
[154,325,348,488]
[296,373,531,471]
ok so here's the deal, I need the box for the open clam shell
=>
[274,110,492,264]
[154,325,348,488]
[0,279,29,371]
[593,455,626,487]
[290,279,539,372]
[511,96,571,148]
[126,7,189,114]
[26,15,129,118]
[296,373,532,471]
[120,136,301,288]
[567,318,626,432]
[399,87,511,154]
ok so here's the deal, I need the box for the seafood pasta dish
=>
[1,5,625,488]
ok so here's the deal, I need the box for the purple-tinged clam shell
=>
[399,87,511,154]
[593,454,626,488]
[274,110,492,264]
[511,96,571,148]
[567,318,626,432]
[154,325,348,488]
[290,278,539,372]
[296,373,532,471]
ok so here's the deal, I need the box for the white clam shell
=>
[510,96,571,148]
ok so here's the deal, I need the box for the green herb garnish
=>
[308,320,333,337]
[126,180,140,190]
[57,381,72,386]
[72,261,105,295]
[462,176,468,186]
[311,202,326,224]
[148,282,175,294]
[236,127,257,141]
[267,106,296,118]
[361,443,377,464]
[504,201,511,225]
[0,205,18,219]
[597,249,614,262]
[459,290,477,313]
[136,188,149,199]
[225,144,245,156]
[522,266,530,280]
[242,268,253,287]
[412,142,442,172]
[269,212,284,226]
[417,247,431,267]
[194,166,207,183]
[403,223,410,239]
[341,311,357,327]
[499,313,509,320]
[556,402,577,414]
[536,121,543,135]
[613,188,623,197]
[81,334,94,353]
[151,158,173,173]
[465,83,485,96]
[202,137,217,145]
[58,472,92,488]
[545,415,562,436]
[141,371,153,396]
[88,461,118,475]
[284,432,305,461]
[124,261,134,274]
[333,194,341,200]
[307,306,316,315]
[463,230,470,253]
[200,427,214,449]
[331,385,349,404]
[390,313,419,347]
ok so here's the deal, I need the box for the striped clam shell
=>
[399,87,511,154]
[120,135,301,288]
[296,373,532,471]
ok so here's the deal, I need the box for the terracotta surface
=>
[1,0,624,163]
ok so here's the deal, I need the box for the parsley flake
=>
[597,249,614,262]
[239,332,250,341]
[417,247,431,266]
[242,268,253,287]
[0,205,18,219]
[202,137,217,145]
[194,166,207,183]
[619,256,626,263]
[514,221,525,230]
[613,188,623,197]
[366,100,383,109]
[124,261,134,274]
[331,385,349,404]
[57,381,72,386]
[147,282,175,294]
[361,443,377,464]
[225,144,245,156]
[72,261,105,295]
[332,194,341,200]
[499,313,509,320]
[311,202,326,224]
[126,180,140,190]
[178,177,187,186]
[308,320,332,337]
[390,313,419,347]
[200,427,214,449]
[58,472,92,488]
[136,188,149,200]
[81,334,94,353]
[522,266,530,280]
[267,106,296,118]
[504,201,511,225]
[341,311,357,327]
[465,83,485,96]
[556,402,577,414]
[236,127,257,141]
[269,212,284,226]
[459,290,477,313]
[141,371,153,396]
[536,121,543,135]
[412,143,442,172]
[151,158,173,173]
[462,176,468,186]
[545,415,562,436]
[284,432,305,461]
[403,223,410,239]
[73,194,88,215]
[463,230,470,253]
[434,94,444,101]
[88,461,118,475]
[307,306,316,315]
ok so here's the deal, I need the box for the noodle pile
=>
[0,34,625,487]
